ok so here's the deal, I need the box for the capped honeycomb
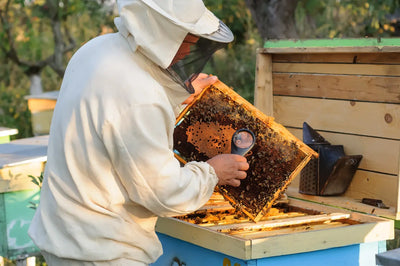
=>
[173,81,317,222]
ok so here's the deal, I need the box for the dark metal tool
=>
[362,198,389,209]
[300,122,363,196]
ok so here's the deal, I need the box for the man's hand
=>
[207,154,249,187]
[182,73,218,104]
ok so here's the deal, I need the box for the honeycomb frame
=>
[173,81,317,222]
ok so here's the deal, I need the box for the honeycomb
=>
[173,81,317,222]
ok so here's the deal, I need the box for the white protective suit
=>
[28,0,232,264]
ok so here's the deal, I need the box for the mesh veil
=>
[166,36,227,93]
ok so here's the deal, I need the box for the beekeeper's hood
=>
[115,0,234,93]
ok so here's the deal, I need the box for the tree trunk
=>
[245,0,299,40]
[29,74,43,95]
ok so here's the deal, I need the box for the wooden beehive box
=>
[0,127,18,144]
[254,38,400,221]
[0,136,47,259]
[174,81,317,222]
[25,91,59,136]
[156,197,393,262]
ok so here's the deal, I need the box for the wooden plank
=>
[231,222,349,239]
[251,197,394,258]
[209,213,350,232]
[0,162,45,193]
[251,217,393,259]
[31,110,54,136]
[272,73,400,103]
[263,38,400,51]
[272,53,400,64]
[254,52,274,116]
[0,136,48,193]
[0,128,18,145]
[288,128,400,175]
[290,173,300,188]
[25,91,58,113]
[27,98,57,113]
[0,136,48,168]
[0,128,18,138]
[288,150,399,213]
[259,46,400,54]
[397,145,400,219]
[273,62,400,76]
[273,96,400,139]
[280,197,395,226]
[287,186,399,220]
[345,170,398,208]
[156,217,252,260]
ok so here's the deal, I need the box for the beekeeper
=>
[29,0,249,265]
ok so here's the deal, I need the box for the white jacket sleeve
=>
[101,101,218,217]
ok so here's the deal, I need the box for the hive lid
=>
[0,135,48,168]
[173,81,317,222]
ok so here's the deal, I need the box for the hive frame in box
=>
[173,80,318,222]
[155,197,394,261]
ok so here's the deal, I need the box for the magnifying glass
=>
[231,129,256,156]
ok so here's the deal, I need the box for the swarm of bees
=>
[174,83,313,222]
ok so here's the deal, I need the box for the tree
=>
[244,0,400,40]
[0,0,114,95]
[203,0,262,102]
[0,0,115,137]
[294,0,400,38]
[245,0,299,40]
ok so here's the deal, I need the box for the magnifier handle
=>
[231,145,251,156]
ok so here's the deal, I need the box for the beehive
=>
[25,91,58,136]
[0,136,46,259]
[254,38,400,221]
[173,81,317,222]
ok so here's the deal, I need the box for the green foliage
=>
[204,0,261,102]
[296,0,400,38]
[0,0,116,138]
[0,61,32,138]
[204,0,257,44]
[29,172,44,188]
[29,172,43,210]
[204,39,261,103]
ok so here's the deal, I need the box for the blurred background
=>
[1,0,400,139]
